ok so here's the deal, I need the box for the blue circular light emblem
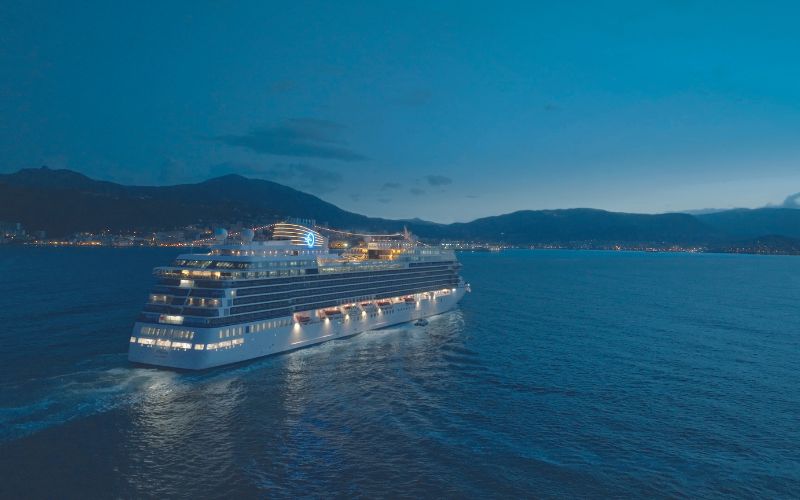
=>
[304,231,316,248]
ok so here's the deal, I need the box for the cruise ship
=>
[129,222,469,369]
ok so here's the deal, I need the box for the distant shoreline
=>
[4,241,798,257]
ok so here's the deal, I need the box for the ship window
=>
[194,344,204,350]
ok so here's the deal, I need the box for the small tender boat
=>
[414,318,429,326]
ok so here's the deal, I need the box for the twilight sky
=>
[2,1,800,222]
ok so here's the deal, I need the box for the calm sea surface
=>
[1,247,799,498]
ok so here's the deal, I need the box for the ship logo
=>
[304,231,316,248]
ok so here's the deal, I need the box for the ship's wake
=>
[0,362,179,442]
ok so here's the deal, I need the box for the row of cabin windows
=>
[206,338,245,350]
[234,267,456,297]
[154,267,454,301]
[185,297,221,307]
[140,326,195,340]
[233,281,454,312]
[232,271,456,304]
[141,281,456,328]
[247,318,292,333]
[219,326,244,339]
[164,268,308,280]
[217,318,295,339]
[172,259,315,269]
[133,337,245,350]
[156,262,456,290]
[230,280,457,316]
[145,275,456,319]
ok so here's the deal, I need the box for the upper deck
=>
[156,223,457,283]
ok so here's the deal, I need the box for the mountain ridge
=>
[2,167,800,246]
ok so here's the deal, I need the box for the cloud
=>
[381,182,401,191]
[765,192,800,209]
[780,192,800,208]
[209,162,343,194]
[349,193,362,202]
[409,187,426,196]
[213,119,366,161]
[425,174,452,187]
[378,197,392,204]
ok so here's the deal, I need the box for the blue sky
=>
[2,1,800,222]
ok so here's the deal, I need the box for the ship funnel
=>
[241,228,254,243]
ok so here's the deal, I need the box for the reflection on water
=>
[1,248,800,497]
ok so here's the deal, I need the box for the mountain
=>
[444,209,713,245]
[0,167,419,237]
[1,167,799,250]
[0,167,126,194]
[696,208,800,240]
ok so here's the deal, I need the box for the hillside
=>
[0,167,416,237]
[445,209,714,245]
[697,208,800,240]
[1,167,799,249]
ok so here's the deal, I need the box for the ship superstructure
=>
[129,223,468,369]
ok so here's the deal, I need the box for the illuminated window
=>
[160,315,184,325]
[194,344,205,350]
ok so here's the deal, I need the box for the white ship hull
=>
[129,285,465,370]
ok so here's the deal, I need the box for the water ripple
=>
[1,248,800,497]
